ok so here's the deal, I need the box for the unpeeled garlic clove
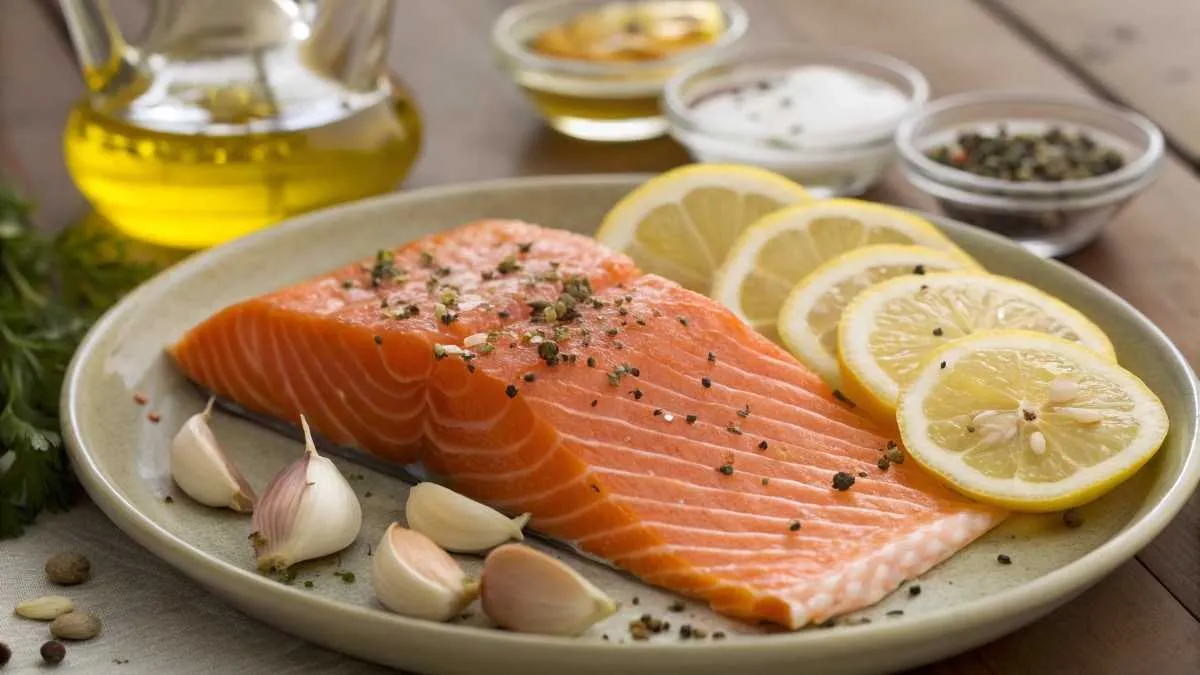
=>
[371,524,479,621]
[405,482,531,553]
[250,415,362,572]
[480,544,616,636]
[171,398,257,512]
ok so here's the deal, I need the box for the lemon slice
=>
[595,164,809,292]
[777,245,985,388]
[838,272,1117,423]
[897,330,1168,511]
[712,199,972,342]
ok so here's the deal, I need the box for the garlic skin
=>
[171,398,257,512]
[405,482,531,553]
[250,416,362,572]
[372,524,480,621]
[481,544,617,636]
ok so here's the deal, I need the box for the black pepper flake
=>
[832,471,856,491]
[629,367,640,377]
[832,389,856,407]
[606,328,619,337]
[685,414,698,424]
[538,341,560,364]
[653,408,663,417]
[340,279,354,289]
[913,264,926,275]
[939,361,947,369]
[761,477,770,486]
[909,585,922,597]
[886,610,905,617]
[636,318,646,326]
[1062,509,1083,529]
[497,310,510,319]
[701,377,712,389]
[707,351,716,364]
[885,445,904,465]
[632,388,643,400]
[632,596,640,606]
[725,424,742,435]
[678,316,689,327]
[967,425,976,433]
[523,372,537,383]
[717,463,734,476]
[997,554,1012,565]
[496,256,522,274]
[712,632,726,640]
[587,356,596,368]
[518,241,534,254]
[614,341,625,350]
[932,327,944,336]
[481,270,496,281]
[373,335,383,345]
[857,471,868,478]
[737,404,751,418]
[591,399,598,407]
[667,600,686,612]
[505,385,519,398]
[789,520,801,531]
[877,456,891,471]
[1023,409,1037,421]
[758,440,769,451]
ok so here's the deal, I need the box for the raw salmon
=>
[170,220,639,464]
[171,221,1005,628]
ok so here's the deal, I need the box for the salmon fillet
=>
[171,220,639,464]
[171,221,1005,628]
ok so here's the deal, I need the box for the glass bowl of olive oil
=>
[493,0,747,142]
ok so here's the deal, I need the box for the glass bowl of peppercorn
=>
[895,92,1164,257]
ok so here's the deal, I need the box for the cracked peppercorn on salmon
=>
[170,221,1005,628]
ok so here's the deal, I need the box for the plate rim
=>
[61,174,1200,662]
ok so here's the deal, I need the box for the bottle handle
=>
[58,0,129,93]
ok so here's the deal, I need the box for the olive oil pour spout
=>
[58,0,133,93]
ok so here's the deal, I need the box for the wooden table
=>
[2,1,1197,672]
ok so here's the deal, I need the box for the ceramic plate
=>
[63,176,1200,675]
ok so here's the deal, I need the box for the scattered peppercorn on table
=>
[2,0,1199,673]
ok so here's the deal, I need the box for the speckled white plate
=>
[62,175,1200,675]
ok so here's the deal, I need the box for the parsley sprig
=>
[0,185,153,538]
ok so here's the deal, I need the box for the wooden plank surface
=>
[1,0,1197,672]
[988,0,1200,165]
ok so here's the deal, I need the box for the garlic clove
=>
[250,415,362,572]
[405,482,531,554]
[481,544,616,636]
[371,524,479,621]
[170,397,257,512]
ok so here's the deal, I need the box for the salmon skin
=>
[171,220,1004,628]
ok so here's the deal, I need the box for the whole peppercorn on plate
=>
[62,175,1198,675]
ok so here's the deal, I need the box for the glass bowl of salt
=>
[662,47,928,197]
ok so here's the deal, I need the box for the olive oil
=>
[65,94,420,250]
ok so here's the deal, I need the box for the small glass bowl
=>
[492,0,748,142]
[895,92,1164,258]
[662,47,929,197]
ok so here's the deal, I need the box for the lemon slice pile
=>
[594,164,810,292]
[711,199,973,342]
[596,164,1168,512]
[837,272,1117,422]
[778,245,983,387]
[896,331,1168,510]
